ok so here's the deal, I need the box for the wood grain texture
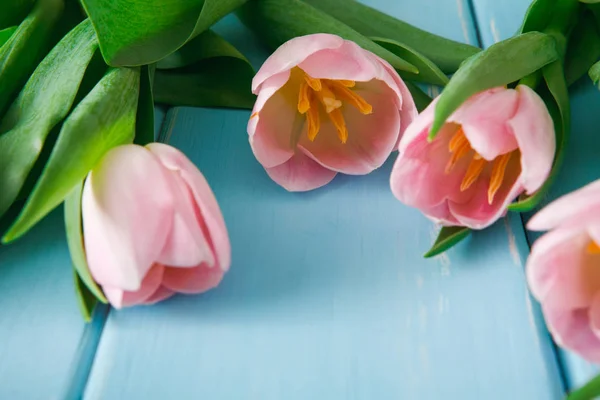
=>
[84,3,564,398]
[0,108,166,399]
[471,0,600,389]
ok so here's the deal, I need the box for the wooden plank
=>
[84,3,564,399]
[0,210,89,399]
[471,0,600,389]
[0,108,166,399]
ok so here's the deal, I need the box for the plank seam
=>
[61,305,110,400]
[465,0,484,47]
[465,1,568,394]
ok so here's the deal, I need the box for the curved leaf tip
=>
[424,226,471,258]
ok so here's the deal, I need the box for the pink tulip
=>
[390,86,555,229]
[82,143,230,309]
[248,33,417,191]
[527,180,600,362]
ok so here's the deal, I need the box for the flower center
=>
[296,68,372,144]
[445,127,513,205]
[588,241,600,254]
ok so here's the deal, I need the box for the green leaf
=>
[430,32,559,139]
[65,180,107,305]
[153,29,255,109]
[135,64,156,145]
[0,26,17,47]
[4,66,140,242]
[0,0,36,29]
[156,28,245,69]
[590,59,600,85]
[370,37,449,85]
[521,0,578,39]
[567,373,600,400]
[81,0,250,66]
[404,81,433,113]
[154,59,255,109]
[236,0,418,74]
[0,20,98,223]
[565,8,600,85]
[74,271,99,323]
[302,0,480,74]
[520,0,556,33]
[509,61,569,212]
[424,226,471,258]
[0,0,65,115]
[580,0,600,3]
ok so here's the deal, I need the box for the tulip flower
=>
[527,180,600,362]
[82,143,230,308]
[390,85,555,229]
[248,33,417,191]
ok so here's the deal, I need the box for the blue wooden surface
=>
[471,0,600,389]
[4,0,597,397]
[81,3,567,399]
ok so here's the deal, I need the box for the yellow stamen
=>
[317,84,342,113]
[304,75,322,91]
[250,112,258,119]
[488,153,512,204]
[306,95,320,141]
[294,70,372,143]
[298,81,311,114]
[445,139,471,173]
[448,128,467,152]
[460,156,486,191]
[330,81,372,115]
[588,241,600,254]
[328,108,348,143]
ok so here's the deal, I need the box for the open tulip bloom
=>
[527,180,600,363]
[248,33,417,192]
[390,85,556,230]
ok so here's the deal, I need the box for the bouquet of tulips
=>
[2,0,600,396]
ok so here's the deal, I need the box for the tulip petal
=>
[162,265,224,294]
[451,88,519,161]
[300,39,383,81]
[143,286,175,305]
[265,150,337,191]
[103,263,165,309]
[252,34,344,93]
[82,145,174,291]
[526,228,595,309]
[248,71,291,137]
[369,52,418,135]
[146,143,231,271]
[391,123,476,217]
[590,293,600,340]
[249,75,297,168]
[543,305,600,363]
[299,80,400,175]
[156,171,215,268]
[398,98,438,154]
[508,85,555,193]
[528,179,600,231]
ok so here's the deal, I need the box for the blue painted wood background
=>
[0,0,598,398]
